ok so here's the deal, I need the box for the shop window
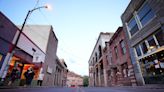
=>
[127,17,139,36]
[147,36,156,48]
[120,40,126,55]
[137,2,155,27]
[155,29,164,46]
[135,45,142,57]
[141,42,148,54]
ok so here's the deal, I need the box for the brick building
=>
[66,71,83,87]
[106,27,137,86]
[60,59,68,87]
[121,0,164,85]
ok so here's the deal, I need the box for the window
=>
[95,53,97,62]
[147,36,156,48]
[155,29,164,46]
[128,17,139,36]
[109,52,112,65]
[138,2,155,26]
[106,56,108,65]
[114,47,118,59]
[98,45,102,59]
[141,42,148,54]
[135,45,142,57]
[93,57,95,65]
[120,40,126,55]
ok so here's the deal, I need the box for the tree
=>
[83,76,89,87]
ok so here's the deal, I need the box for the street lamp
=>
[16,5,49,47]
[0,5,50,82]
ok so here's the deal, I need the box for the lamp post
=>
[0,5,49,82]
[16,5,49,48]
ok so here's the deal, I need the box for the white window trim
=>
[136,1,157,29]
[126,14,141,38]
[134,47,139,58]
[134,44,143,59]
[139,44,144,56]
[134,11,142,30]
[145,40,150,50]
[153,35,160,48]
[125,22,132,38]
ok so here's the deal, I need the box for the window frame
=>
[137,1,155,28]
[114,46,118,59]
[120,40,126,55]
[135,44,142,57]
[127,17,139,36]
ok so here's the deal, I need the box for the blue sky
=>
[0,0,130,76]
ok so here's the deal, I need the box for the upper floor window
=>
[98,45,102,59]
[127,17,139,36]
[120,40,126,55]
[95,53,98,62]
[92,57,94,64]
[137,2,155,27]
[109,52,112,65]
[114,46,118,59]
[106,56,108,65]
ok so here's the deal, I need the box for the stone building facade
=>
[88,32,113,87]
[121,0,164,85]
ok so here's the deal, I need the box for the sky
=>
[0,0,130,76]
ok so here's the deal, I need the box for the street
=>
[0,87,164,92]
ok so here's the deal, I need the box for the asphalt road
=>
[0,87,164,92]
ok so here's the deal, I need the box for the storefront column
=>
[0,52,13,80]
[98,64,101,86]
[103,68,107,87]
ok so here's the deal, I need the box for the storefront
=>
[6,53,41,86]
[139,49,164,84]
[4,32,46,86]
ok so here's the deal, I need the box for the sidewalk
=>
[1,84,164,89]
[133,84,164,89]
[0,85,58,89]
[113,84,164,89]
